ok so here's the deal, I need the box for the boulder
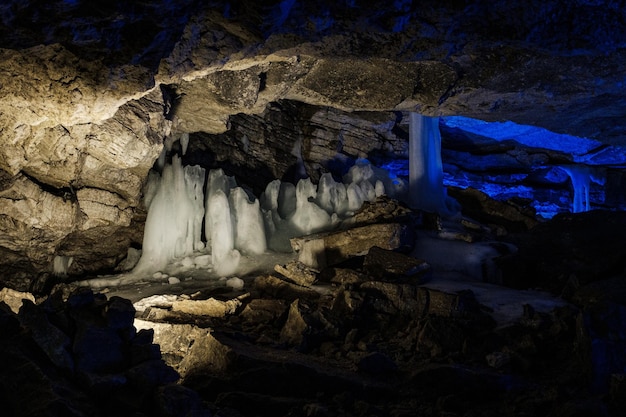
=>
[362,246,430,281]
[253,275,321,303]
[290,222,414,269]
[274,261,318,287]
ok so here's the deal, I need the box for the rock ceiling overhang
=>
[1,1,624,144]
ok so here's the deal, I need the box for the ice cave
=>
[1,1,626,417]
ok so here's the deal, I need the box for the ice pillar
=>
[408,113,458,216]
[134,156,205,274]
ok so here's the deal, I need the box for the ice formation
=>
[230,187,267,255]
[133,141,408,278]
[53,255,73,276]
[134,155,206,274]
[560,165,605,213]
[207,189,241,276]
[408,113,459,217]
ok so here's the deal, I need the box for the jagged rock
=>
[73,325,125,374]
[0,287,35,314]
[171,296,243,317]
[253,274,321,303]
[155,385,212,417]
[274,261,318,287]
[422,288,485,318]
[447,186,539,232]
[290,222,414,269]
[18,299,75,372]
[240,298,287,325]
[500,211,626,293]
[347,196,413,227]
[1,289,201,417]
[320,267,370,286]
[359,282,424,316]
[362,246,430,281]
[133,320,234,378]
[279,299,309,348]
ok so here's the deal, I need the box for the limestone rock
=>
[363,246,430,281]
[240,299,287,325]
[17,299,75,372]
[134,320,234,378]
[274,261,318,287]
[253,274,321,303]
[320,268,370,286]
[171,296,243,317]
[290,222,414,269]
[279,299,309,348]
[448,186,539,233]
[0,287,35,314]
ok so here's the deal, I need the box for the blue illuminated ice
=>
[560,165,605,213]
[409,113,460,216]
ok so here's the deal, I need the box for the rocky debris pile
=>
[0,288,210,417]
[131,238,619,417]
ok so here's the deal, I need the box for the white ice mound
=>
[290,178,332,235]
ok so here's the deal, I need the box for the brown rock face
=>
[0,1,624,286]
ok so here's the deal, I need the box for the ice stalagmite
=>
[184,164,206,252]
[230,187,266,255]
[290,178,332,235]
[316,173,348,216]
[408,113,459,216]
[204,169,235,248]
[134,155,205,273]
[207,189,240,276]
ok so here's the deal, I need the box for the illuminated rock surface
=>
[0,2,626,416]
[0,0,625,282]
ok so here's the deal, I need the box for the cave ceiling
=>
[1,0,624,139]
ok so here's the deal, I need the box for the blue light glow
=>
[442,116,603,158]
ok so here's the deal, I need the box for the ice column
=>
[134,156,205,273]
[408,113,458,216]
[207,189,240,276]
[230,187,267,255]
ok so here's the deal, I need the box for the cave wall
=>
[0,0,625,288]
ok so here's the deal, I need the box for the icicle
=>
[53,255,73,276]
[560,165,605,213]
[180,132,190,155]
